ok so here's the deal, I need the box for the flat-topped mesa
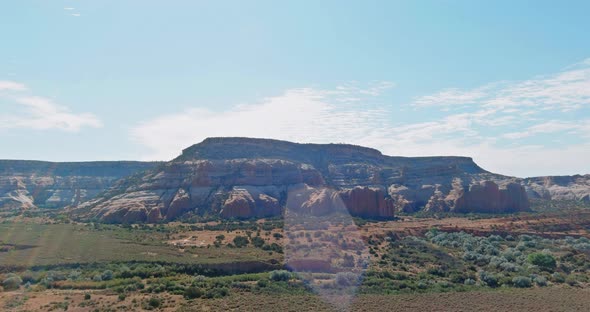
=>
[0,160,157,177]
[177,137,384,164]
[68,137,530,223]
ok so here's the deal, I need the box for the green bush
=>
[527,253,556,270]
[256,279,268,288]
[269,270,291,282]
[184,286,203,299]
[84,293,91,300]
[205,287,229,299]
[148,297,161,308]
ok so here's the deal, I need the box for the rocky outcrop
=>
[220,188,281,219]
[8,138,589,223]
[338,186,395,218]
[453,181,530,213]
[71,138,533,223]
[522,175,590,201]
[0,160,158,211]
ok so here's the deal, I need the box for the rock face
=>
[453,181,530,213]
[72,137,533,223]
[338,187,395,218]
[0,160,158,211]
[522,175,590,202]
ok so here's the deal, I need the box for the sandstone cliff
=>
[522,175,590,202]
[72,138,532,223]
[0,160,159,211]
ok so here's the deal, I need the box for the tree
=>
[251,236,265,248]
[233,235,249,248]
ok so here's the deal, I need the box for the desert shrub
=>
[118,293,126,301]
[512,276,532,288]
[68,270,82,281]
[262,243,283,253]
[517,240,537,251]
[233,236,249,248]
[205,287,229,299]
[427,267,447,277]
[565,275,578,286]
[464,278,476,286]
[269,270,291,282]
[184,286,203,299]
[478,271,498,287]
[501,248,521,262]
[335,272,359,287]
[148,297,161,308]
[342,254,355,267]
[488,256,506,269]
[449,272,467,284]
[499,262,521,272]
[101,270,114,281]
[527,253,556,270]
[550,272,565,283]
[2,275,23,290]
[20,271,37,284]
[256,279,268,287]
[572,243,590,251]
[84,293,91,300]
[533,276,548,287]
[417,280,428,289]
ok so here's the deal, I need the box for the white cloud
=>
[413,87,488,107]
[0,80,27,91]
[132,60,590,177]
[131,86,391,160]
[71,13,81,17]
[413,59,590,112]
[64,7,75,11]
[130,83,589,176]
[502,120,586,139]
[0,82,102,132]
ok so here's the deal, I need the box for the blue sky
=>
[1,1,590,177]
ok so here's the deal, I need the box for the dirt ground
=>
[3,288,589,312]
[0,289,184,312]
[365,211,590,239]
[179,288,590,312]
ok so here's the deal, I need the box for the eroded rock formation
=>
[0,160,158,211]
[71,138,533,223]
